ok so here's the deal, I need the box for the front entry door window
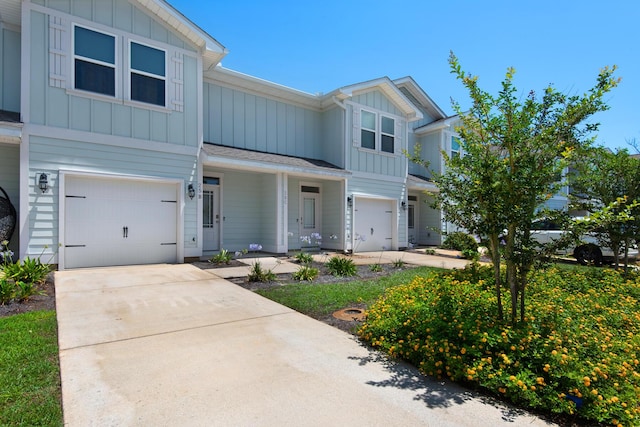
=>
[300,185,321,247]
[203,181,220,252]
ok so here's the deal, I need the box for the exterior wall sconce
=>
[38,173,48,193]
[401,201,407,210]
[187,183,195,200]
[347,195,353,208]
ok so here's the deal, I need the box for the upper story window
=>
[130,41,166,107]
[451,136,461,158]
[360,109,396,153]
[381,116,395,153]
[73,26,116,97]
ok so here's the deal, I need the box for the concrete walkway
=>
[55,260,554,426]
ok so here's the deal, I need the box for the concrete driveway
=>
[55,263,554,426]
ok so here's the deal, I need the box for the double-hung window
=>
[360,109,396,153]
[381,116,395,153]
[130,42,166,107]
[73,26,116,97]
[451,136,461,158]
[361,110,376,149]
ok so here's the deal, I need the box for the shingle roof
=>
[201,143,348,176]
[0,110,20,123]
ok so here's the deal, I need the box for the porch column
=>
[276,172,288,253]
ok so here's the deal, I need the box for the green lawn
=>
[257,266,439,317]
[0,310,63,427]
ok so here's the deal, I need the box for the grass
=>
[257,266,438,317]
[0,310,63,426]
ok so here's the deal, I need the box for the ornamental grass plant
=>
[358,264,640,426]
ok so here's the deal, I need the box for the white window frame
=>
[127,39,168,108]
[358,108,397,155]
[71,24,118,99]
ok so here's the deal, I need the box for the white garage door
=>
[64,176,178,269]
[353,198,393,252]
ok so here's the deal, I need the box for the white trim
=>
[277,173,287,253]
[351,170,405,183]
[27,124,199,156]
[127,38,168,108]
[57,170,184,270]
[202,155,350,180]
[19,4,30,261]
[71,23,119,99]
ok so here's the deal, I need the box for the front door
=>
[300,185,321,247]
[202,184,220,252]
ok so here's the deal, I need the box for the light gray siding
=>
[417,194,441,246]
[27,135,198,260]
[27,5,199,146]
[409,131,442,178]
[0,144,20,255]
[352,90,402,116]
[398,87,438,129]
[320,180,343,249]
[0,27,20,113]
[203,82,323,160]
[346,103,407,178]
[321,106,344,168]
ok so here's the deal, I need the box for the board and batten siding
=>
[216,169,272,252]
[351,90,402,117]
[320,180,342,249]
[0,144,20,255]
[409,131,441,178]
[27,135,198,260]
[320,106,344,168]
[28,6,199,147]
[203,82,323,160]
[346,102,407,178]
[418,194,441,246]
[0,27,20,113]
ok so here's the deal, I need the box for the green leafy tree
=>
[431,52,619,323]
[571,147,640,270]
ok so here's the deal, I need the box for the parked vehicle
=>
[530,219,638,266]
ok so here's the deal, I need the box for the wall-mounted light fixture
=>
[401,201,407,211]
[187,183,195,200]
[347,195,353,208]
[38,173,48,193]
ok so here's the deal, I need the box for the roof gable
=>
[393,76,446,120]
[329,77,423,121]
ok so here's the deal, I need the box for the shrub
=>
[325,256,357,277]
[369,264,383,272]
[358,266,640,426]
[210,249,233,265]
[3,257,50,284]
[461,248,479,261]
[442,232,478,253]
[247,261,277,283]
[392,259,405,268]
[292,265,319,282]
[0,277,14,304]
[294,252,314,265]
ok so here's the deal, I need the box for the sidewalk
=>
[209,248,470,279]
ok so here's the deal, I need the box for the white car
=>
[530,219,638,265]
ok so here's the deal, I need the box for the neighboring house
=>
[0,0,476,269]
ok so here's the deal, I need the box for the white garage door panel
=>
[354,198,393,252]
[64,176,178,269]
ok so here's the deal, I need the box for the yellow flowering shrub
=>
[358,265,640,426]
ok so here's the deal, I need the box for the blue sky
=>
[169,0,639,151]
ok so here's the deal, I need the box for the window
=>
[360,109,396,153]
[451,136,461,158]
[74,26,116,96]
[381,116,395,153]
[130,42,166,106]
[361,110,376,150]
[408,204,415,229]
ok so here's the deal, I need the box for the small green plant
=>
[392,258,405,268]
[442,231,478,253]
[292,265,319,282]
[14,280,43,302]
[325,256,357,277]
[424,248,436,255]
[461,248,479,260]
[369,264,383,272]
[0,277,14,304]
[210,249,233,265]
[3,257,50,284]
[247,261,277,283]
[294,252,314,265]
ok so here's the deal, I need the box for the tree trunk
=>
[489,234,503,321]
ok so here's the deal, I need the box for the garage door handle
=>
[123,226,128,238]
[371,227,374,235]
